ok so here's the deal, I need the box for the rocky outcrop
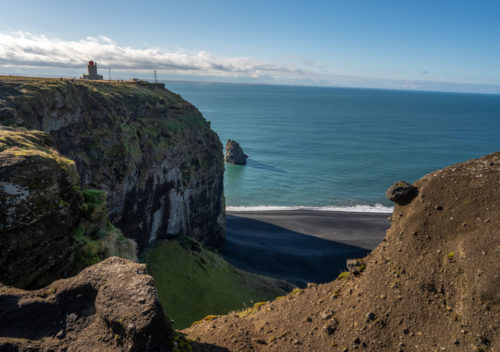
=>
[385,180,417,204]
[0,127,82,289]
[224,139,248,165]
[0,127,136,289]
[0,78,225,251]
[185,152,500,351]
[0,257,174,351]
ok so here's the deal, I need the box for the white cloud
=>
[0,31,498,94]
[0,31,306,79]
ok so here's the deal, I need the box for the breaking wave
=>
[226,203,394,213]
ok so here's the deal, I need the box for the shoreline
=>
[226,204,394,214]
[223,209,391,286]
[227,209,391,250]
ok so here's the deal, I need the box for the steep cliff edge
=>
[0,77,225,251]
[0,127,136,289]
[185,152,500,351]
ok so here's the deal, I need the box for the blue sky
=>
[1,0,499,93]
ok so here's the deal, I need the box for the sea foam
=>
[226,203,394,213]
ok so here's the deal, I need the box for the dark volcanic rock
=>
[0,127,82,289]
[0,257,174,351]
[224,139,248,165]
[385,180,417,204]
[0,127,136,289]
[0,78,225,251]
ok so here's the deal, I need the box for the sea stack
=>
[224,139,248,165]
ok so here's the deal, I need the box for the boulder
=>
[0,257,174,351]
[224,139,248,165]
[385,180,417,204]
[346,258,364,275]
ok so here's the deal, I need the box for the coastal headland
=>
[1,76,498,351]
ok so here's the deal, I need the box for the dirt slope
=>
[184,152,500,352]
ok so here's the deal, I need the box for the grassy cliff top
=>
[0,74,162,85]
[0,75,182,106]
[0,74,212,136]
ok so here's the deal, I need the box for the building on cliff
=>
[82,60,103,80]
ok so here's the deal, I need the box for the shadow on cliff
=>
[246,159,286,173]
[223,215,371,287]
[191,341,231,352]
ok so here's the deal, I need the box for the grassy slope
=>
[141,238,292,329]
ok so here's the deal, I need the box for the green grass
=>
[337,271,350,279]
[73,189,137,271]
[141,238,292,329]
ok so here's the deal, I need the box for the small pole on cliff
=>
[154,70,157,84]
[108,68,111,81]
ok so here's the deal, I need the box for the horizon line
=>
[2,72,499,96]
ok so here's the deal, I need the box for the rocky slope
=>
[184,152,500,351]
[0,126,136,289]
[0,257,174,352]
[0,76,225,251]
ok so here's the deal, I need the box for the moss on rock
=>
[73,189,137,271]
[0,127,136,289]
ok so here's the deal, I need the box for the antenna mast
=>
[154,69,157,84]
[108,68,111,81]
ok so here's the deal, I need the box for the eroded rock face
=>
[0,257,174,352]
[0,127,82,289]
[0,127,136,289]
[0,78,225,251]
[224,139,248,165]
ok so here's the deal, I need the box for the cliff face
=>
[0,127,82,288]
[185,152,500,352]
[0,127,136,289]
[0,77,225,251]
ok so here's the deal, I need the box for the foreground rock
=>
[185,152,500,351]
[0,257,173,351]
[224,139,248,165]
[0,77,225,251]
[0,127,136,289]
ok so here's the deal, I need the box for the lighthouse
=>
[82,60,104,80]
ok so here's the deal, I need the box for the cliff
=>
[0,76,225,251]
[185,152,500,351]
[0,127,136,289]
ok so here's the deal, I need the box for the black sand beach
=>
[223,210,391,286]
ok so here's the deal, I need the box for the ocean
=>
[166,81,500,212]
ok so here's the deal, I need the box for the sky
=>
[0,0,499,93]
